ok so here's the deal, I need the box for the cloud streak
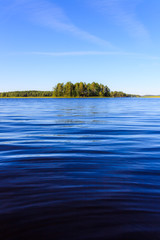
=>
[11,51,160,60]
[91,0,149,41]
[6,0,112,47]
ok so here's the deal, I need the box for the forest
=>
[53,82,138,97]
[0,82,138,98]
[0,91,53,98]
[53,82,110,97]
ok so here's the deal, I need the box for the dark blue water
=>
[1,98,160,240]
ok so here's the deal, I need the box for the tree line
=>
[0,82,139,98]
[53,82,138,97]
[53,82,110,97]
[0,91,53,98]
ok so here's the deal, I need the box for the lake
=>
[0,98,160,240]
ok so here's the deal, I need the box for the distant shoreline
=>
[1,96,160,98]
[0,96,141,99]
[142,96,160,98]
[0,82,139,98]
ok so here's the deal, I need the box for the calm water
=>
[1,98,160,240]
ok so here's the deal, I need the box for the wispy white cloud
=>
[11,51,160,60]
[5,0,113,47]
[91,0,149,41]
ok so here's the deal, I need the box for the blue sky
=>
[0,0,160,95]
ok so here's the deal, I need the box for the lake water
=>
[0,98,160,240]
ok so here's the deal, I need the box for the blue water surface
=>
[0,98,160,240]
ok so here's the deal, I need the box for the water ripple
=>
[1,98,160,240]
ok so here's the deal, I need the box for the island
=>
[0,82,139,98]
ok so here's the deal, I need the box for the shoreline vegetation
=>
[0,82,139,98]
